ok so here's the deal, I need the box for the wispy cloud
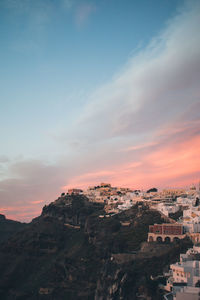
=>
[120,142,158,153]
[75,3,96,27]
[62,0,200,187]
[0,159,63,221]
[66,0,200,145]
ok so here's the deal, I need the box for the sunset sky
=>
[0,0,200,222]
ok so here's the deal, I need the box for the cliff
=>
[0,195,192,300]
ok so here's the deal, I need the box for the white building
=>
[181,208,200,233]
[175,286,200,300]
[157,202,180,217]
[180,246,200,263]
[177,193,200,207]
[170,260,200,286]
[182,221,200,233]
[177,196,196,207]
[118,199,133,211]
[165,246,200,296]
[183,208,200,218]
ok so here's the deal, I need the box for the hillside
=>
[0,194,192,300]
[0,214,27,244]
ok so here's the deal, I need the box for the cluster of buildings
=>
[164,246,200,300]
[146,184,200,242]
[144,184,200,299]
[65,182,200,242]
[64,182,200,299]
[85,183,138,214]
[64,183,142,213]
[64,182,200,237]
[65,182,200,220]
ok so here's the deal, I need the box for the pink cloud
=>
[63,131,200,190]
[62,170,115,190]
[30,200,45,205]
[0,204,42,222]
[120,142,158,152]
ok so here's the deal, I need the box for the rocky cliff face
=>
[40,194,104,226]
[0,195,192,300]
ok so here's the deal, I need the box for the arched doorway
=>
[165,236,171,243]
[157,236,162,243]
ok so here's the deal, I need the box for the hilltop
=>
[0,214,27,244]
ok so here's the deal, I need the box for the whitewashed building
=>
[157,202,180,217]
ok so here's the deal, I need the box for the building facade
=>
[148,224,185,242]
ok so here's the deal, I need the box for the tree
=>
[146,188,158,193]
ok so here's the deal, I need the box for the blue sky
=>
[0,0,182,158]
[0,0,200,221]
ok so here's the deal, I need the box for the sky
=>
[0,0,200,222]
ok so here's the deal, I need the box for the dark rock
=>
[0,214,6,220]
